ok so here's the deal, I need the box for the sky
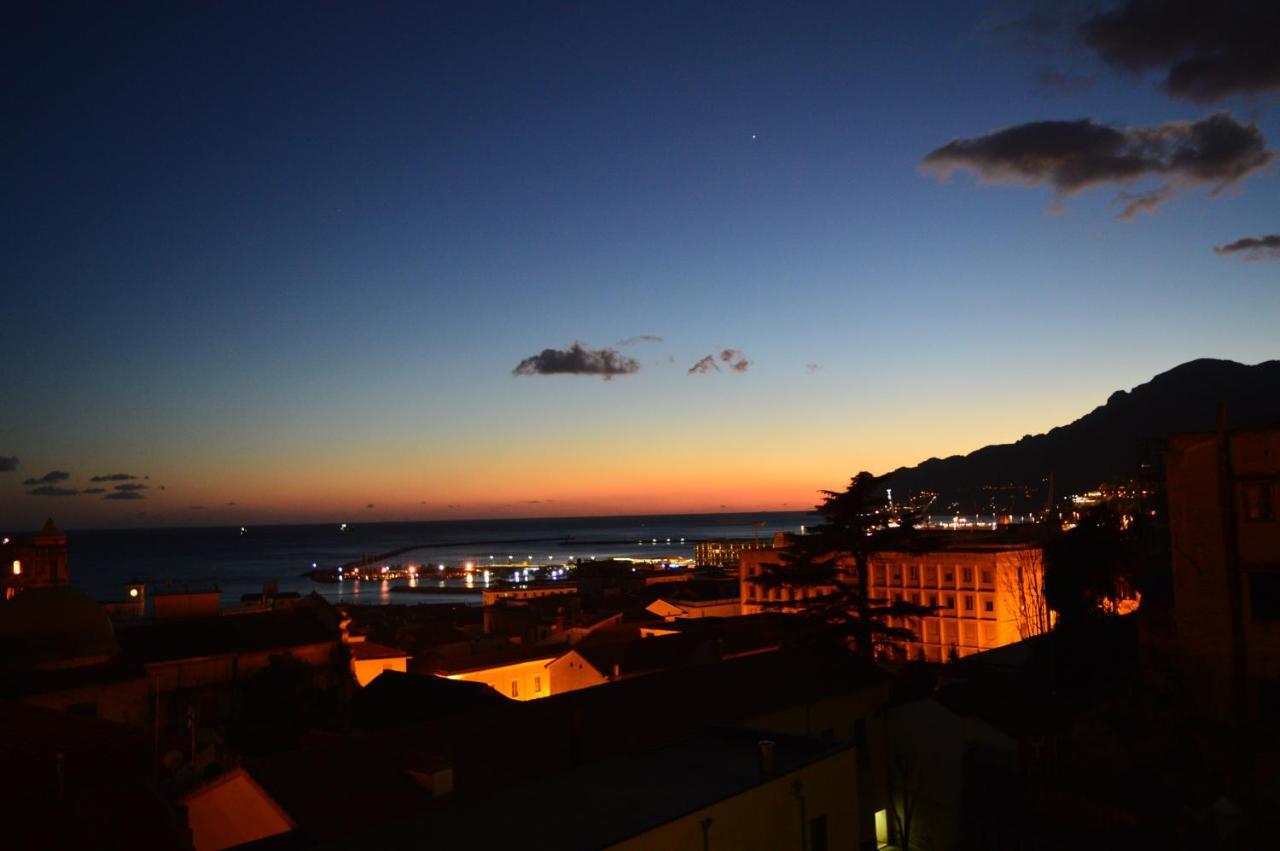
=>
[3,1,1277,529]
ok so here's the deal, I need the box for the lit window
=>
[11,560,20,576]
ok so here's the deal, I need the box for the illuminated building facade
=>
[1165,427,1280,726]
[740,538,1051,661]
[1,517,69,599]
[695,537,766,569]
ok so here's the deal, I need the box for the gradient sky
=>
[3,1,1278,529]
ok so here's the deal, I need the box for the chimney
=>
[758,740,775,775]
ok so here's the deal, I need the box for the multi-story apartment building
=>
[1165,427,1280,727]
[695,537,767,569]
[740,536,1050,661]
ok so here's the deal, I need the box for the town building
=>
[1,517,69,599]
[695,537,767,569]
[740,534,1051,660]
[1165,427,1280,727]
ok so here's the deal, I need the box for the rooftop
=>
[328,728,852,849]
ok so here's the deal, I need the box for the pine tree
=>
[750,471,934,657]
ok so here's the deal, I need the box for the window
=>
[924,566,937,587]
[908,565,918,581]
[510,680,519,698]
[962,567,972,583]
[891,567,902,583]
[873,564,885,584]
[944,595,955,609]
[927,594,937,607]
[981,569,993,585]
[11,560,20,576]
[1243,482,1276,522]
[534,676,543,694]
[943,569,954,583]
[1250,572,1280,621]
[964,595,975,611]
[984,599,994,612]
[810,815,829,851]
[910,592,920,605]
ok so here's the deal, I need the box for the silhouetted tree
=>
[1043,503,1142,627]
[750,472,934,656]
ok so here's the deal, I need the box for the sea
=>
[61,512,814,608]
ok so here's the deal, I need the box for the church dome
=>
[0,586,118,670]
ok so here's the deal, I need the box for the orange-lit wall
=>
[353,655,408,687]
[445,657,555,700]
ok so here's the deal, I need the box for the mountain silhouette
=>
[886,358,1280,513]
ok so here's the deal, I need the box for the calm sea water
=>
[61,512,813,607]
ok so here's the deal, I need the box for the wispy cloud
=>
[1214,233,1280,261]
[688,355,719,374]
[616,335,663,347]
[28,485,79,497]
[514,342,641,380]
[23,470,71,486]
[719,349,751,372]
[922,112,1273,219]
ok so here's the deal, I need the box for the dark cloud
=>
[513,342,641,380]
[1214,233,1280,260]
[616,335,663,347]
[27,485,79,497]
[82,487,106,494]
[104,490,145,501]
[23,470,71,486]
[1081,1,1280,103]
[366,503,375,509]
[189,505,209,510]
[0,456,17,472]
[921,112,1273,219]
[1035,67,1095,96]
[688,355,719,374]
[719,349,751,372]
[90,473,138,482]
[114,482,148,492]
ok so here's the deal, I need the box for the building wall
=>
[20,675,150,727]
[547,650,610,694]
[445,656,555,700]
[695,539,766,569]
[1167,429,1280,726]
[146,642,338,692]
[740,546,1049,661]
[353,655,408,687]
[646,598,742,620]
[869,548,1049,661]
[745,684,891,851]
[607,748,859,851]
